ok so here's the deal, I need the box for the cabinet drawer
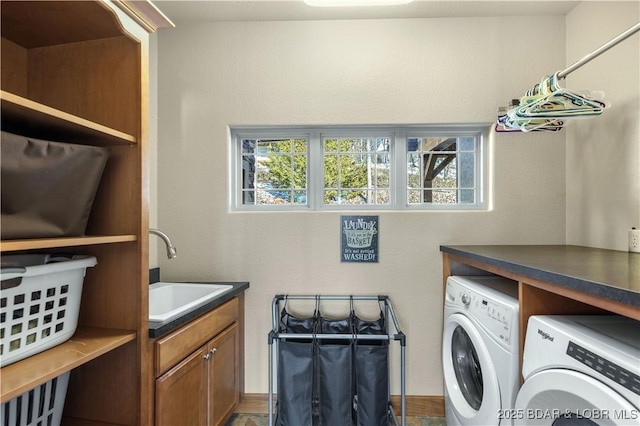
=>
[155,297,239,376]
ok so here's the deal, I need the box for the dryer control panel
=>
[567,341,640,396]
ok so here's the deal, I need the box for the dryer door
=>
[443,313,501,425]
[514,369,639,426]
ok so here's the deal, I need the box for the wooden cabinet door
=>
[156,346,207,426]
[208,323,240,426]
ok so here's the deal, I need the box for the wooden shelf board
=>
[1,1,125,49]
[1,91,136,146]
[1,235,137,252]
[1,327,136,402]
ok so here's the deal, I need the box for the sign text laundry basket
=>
[268,295,406,426]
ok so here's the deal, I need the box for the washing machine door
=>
[514,369,639,426]
[443,312,501,425]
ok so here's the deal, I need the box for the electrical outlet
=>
[630,228,640,253]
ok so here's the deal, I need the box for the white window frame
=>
[230,125,488,211]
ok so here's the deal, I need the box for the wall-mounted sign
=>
[341,215,379,263]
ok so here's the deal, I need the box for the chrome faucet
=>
[150,228,178,259]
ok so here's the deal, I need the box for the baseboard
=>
[390,395,445,417]
[236,393,445,417]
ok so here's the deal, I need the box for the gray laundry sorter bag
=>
[277,340,315,426]
[276,304,317,426]
[354,311,389,426]
[1,131,108,239]
[318,315,354,426]
[354,342,389,426]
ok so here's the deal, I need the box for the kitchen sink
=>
[149,282,234,323]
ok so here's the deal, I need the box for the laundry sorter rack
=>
[268,294,406,426]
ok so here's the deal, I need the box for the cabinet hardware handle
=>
[204,353,211,361]
[210,348,217,355]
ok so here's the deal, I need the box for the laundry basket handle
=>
[1,267,27,275]
[1,267,26,291]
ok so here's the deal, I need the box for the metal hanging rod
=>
[558,22,640,79]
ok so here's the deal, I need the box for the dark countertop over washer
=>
[440,245,639,308]
[148,281,249,338]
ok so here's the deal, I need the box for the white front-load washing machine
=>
[514,315,640,426]
[443,275,520,426]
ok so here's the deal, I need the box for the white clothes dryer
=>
[515,315,640,426]
[442,275,520,426]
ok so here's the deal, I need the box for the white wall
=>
[155,15,567,395]
[565,2,640,250]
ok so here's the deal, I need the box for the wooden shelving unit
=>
[0,1,173,424]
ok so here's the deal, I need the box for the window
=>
[239,137,308,206]
[406,135,478,206]
[323,135,391,206]
[231,125,487,211]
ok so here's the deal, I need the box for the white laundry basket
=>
[0,371,70,426]
[0,254,97,367]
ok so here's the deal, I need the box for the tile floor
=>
[225,413,446,425]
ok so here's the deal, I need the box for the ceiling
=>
[155,0,580,24]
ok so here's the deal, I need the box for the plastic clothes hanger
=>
[497,74,563,132]
[516,90,605,118]
[515,73,606,118]
[500,72,608,132]
[497,113,564,132]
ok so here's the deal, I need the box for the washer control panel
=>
[446,278,518,347]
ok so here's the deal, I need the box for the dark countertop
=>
[148,282,249,338]
[440,245,640,308]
